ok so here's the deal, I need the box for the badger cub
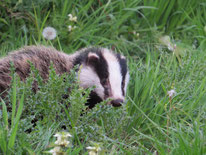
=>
[0,46,129,108]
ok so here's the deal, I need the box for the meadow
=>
[0,0,206,154]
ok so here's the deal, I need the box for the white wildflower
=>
[68,25,77,32]
[42,27,57,40]
[86,146,97,150]
[68,14,77,22]
[132,31,139,37]
[54,131,72,139]
[159,35,176,52]
[68,25,72,32]
[88,151,97,155]
[48,146,61,155]
[167,89,176,98]
[54,132,72,147]
[86,146,101,155]
[64,132,72,137]
[55,139,70,146]
[72,16,77,22]
[167,43,174,51]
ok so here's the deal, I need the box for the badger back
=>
[0,46,74,98]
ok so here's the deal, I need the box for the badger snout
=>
[111,99,124,107]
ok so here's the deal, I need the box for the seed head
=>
[42,27,57,40]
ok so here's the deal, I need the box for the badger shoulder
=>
[0,45,78,78]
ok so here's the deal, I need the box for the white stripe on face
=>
[124,71,130,95]
[79,66,105,99]
[102,49,124,101]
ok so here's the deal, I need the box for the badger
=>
[0,46,129,108]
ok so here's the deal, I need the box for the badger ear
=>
[86,52,99,65]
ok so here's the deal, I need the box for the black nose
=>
[111,99,124,107]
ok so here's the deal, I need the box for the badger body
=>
[0,46,129,108]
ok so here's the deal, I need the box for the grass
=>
[0,0,206,154]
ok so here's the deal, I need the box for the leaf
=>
[0,126,7,154]
[8,91,24,150]
[11,73,17,127]
[0,18,9,25]
[1,99,8,130]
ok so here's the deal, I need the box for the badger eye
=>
[101,78,109,86]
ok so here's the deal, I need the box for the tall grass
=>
[0,0,206,154]
[0,76,24,154]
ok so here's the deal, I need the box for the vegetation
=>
[0,0,206,154]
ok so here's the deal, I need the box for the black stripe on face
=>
[86,49,110,98]
[116,53,127,96]
[86,91,103,108]
[74,47,110,98]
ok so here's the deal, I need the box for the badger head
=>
[74,47,129,108]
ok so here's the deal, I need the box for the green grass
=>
[0,0,206,154]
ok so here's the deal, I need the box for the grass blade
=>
[0,126,7,154]
[1,99,8,130]
[8,91,24,150]
[11,74,17,127]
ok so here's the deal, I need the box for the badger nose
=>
[111,99,124,107]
